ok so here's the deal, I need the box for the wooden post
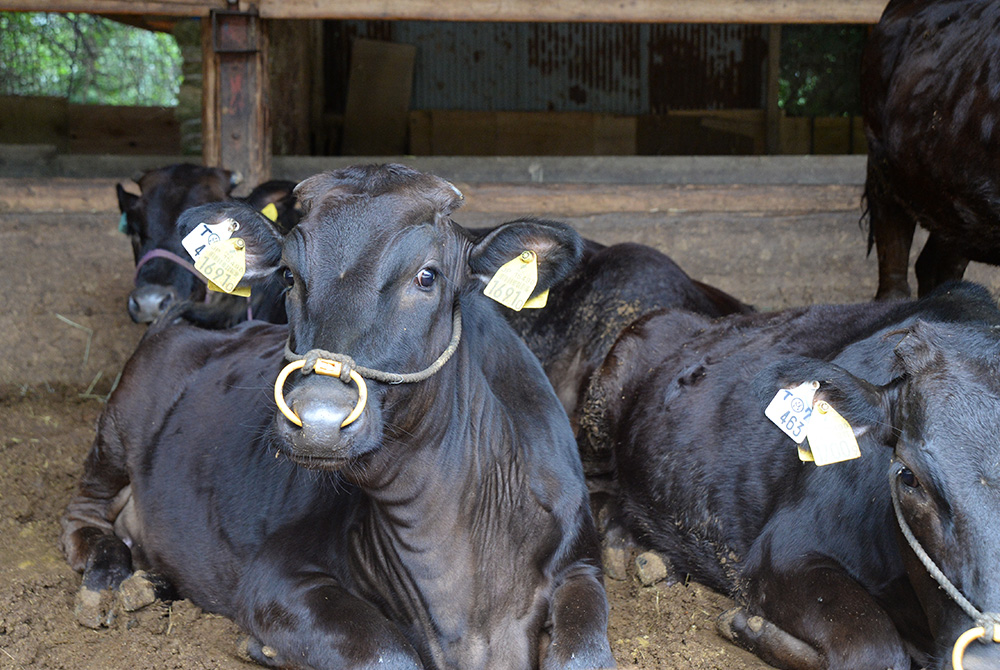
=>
[202,7,269,193]
[765,24,782,155]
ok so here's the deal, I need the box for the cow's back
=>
[587,282,1000,592]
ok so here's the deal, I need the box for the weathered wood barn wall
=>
[0,0,888,187]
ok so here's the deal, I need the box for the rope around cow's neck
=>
[274,303,462,428]
[889,466,1000,669]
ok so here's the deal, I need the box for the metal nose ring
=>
[274,359,368,428]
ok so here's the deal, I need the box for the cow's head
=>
[176,164,582,476]
[758,321,1000,669]
[117,164,237,323]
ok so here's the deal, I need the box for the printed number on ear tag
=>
[805,401,861,466]
[484,250,539,311]
[194,238,249,296]
[182,218,240,261]
[764,381,819,444]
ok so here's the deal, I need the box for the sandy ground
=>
[3,201,1000,670]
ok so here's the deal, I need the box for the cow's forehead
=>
[296,190,452,250]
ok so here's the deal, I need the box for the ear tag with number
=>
[182,218,240,261]
[484,250,539,311]
[260,203,278,222]
[805,401,861,466]
[118,212,129,234]
[764,381,819,444]
[194,238,250,297]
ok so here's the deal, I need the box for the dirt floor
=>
[3,202,1000,670]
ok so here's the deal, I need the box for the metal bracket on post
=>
[211,8,260,54]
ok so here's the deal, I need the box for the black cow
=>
[500,238,750,473]
[583,282,1000,669]
[117,163,299,326]
[862,0,1000,300]
[62,164,616,670]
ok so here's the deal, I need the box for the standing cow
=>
[117,163,299,326]
[584,282,1000,669]
[62,164,616,670]
[862,0,1000,299]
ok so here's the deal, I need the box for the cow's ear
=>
[753,356,897,444]
[175,201,283,287]
[468,218,583,293]
[116,183,138,214]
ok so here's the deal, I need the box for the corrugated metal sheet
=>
[323,21,767,114]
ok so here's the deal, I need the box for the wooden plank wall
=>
[406,110,867,156]
[0,96,180,155]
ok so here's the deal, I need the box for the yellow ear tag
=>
[195,238,251,297]
[261,203,278,222]
[484,250,539,311]
[522,288,549,309]
[805,401,861,466]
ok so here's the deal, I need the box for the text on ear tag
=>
[764,381,819,443]
[182,218,240,261]
[195,238,248,295]
[484,250,539,311]
[805,401,861,466]
[260,203,278,222]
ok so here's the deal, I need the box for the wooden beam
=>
[255,0,889,24]
[0,0,223,16]
[204,9,270,192]
[765,25,781,154]
[0,178,863,216]
[2,0,889,23]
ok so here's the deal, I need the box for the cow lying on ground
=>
[583,281,1000,669]
[862,0,1000,299]
[117,163,299,326]
[503,238,750,432]
[62,164,616,670]
[499,237,750,476]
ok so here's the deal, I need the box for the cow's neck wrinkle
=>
[346,322,564,665]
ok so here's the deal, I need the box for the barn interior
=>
[3,1,1000,669]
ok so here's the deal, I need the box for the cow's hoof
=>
[117,571,158,612]
[635,551,670,586]
[240,635,286,668]
[717,607,823,670]
[75,586,116,629]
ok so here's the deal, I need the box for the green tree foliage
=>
[779,25,866,117]
[0,12,181,106]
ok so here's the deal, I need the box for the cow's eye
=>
[279,267,295,289]
[899,467,919,489]
[415,268,437,289]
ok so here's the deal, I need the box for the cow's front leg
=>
[735,564,909,670]
[867,161,916,301]
[240,572,423,670]
[914,232,969,297]
[541,563,616,670]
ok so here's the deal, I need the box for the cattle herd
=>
[55,2,1000,669]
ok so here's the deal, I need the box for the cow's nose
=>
[127,285,176,323]
[280,387,364,460]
